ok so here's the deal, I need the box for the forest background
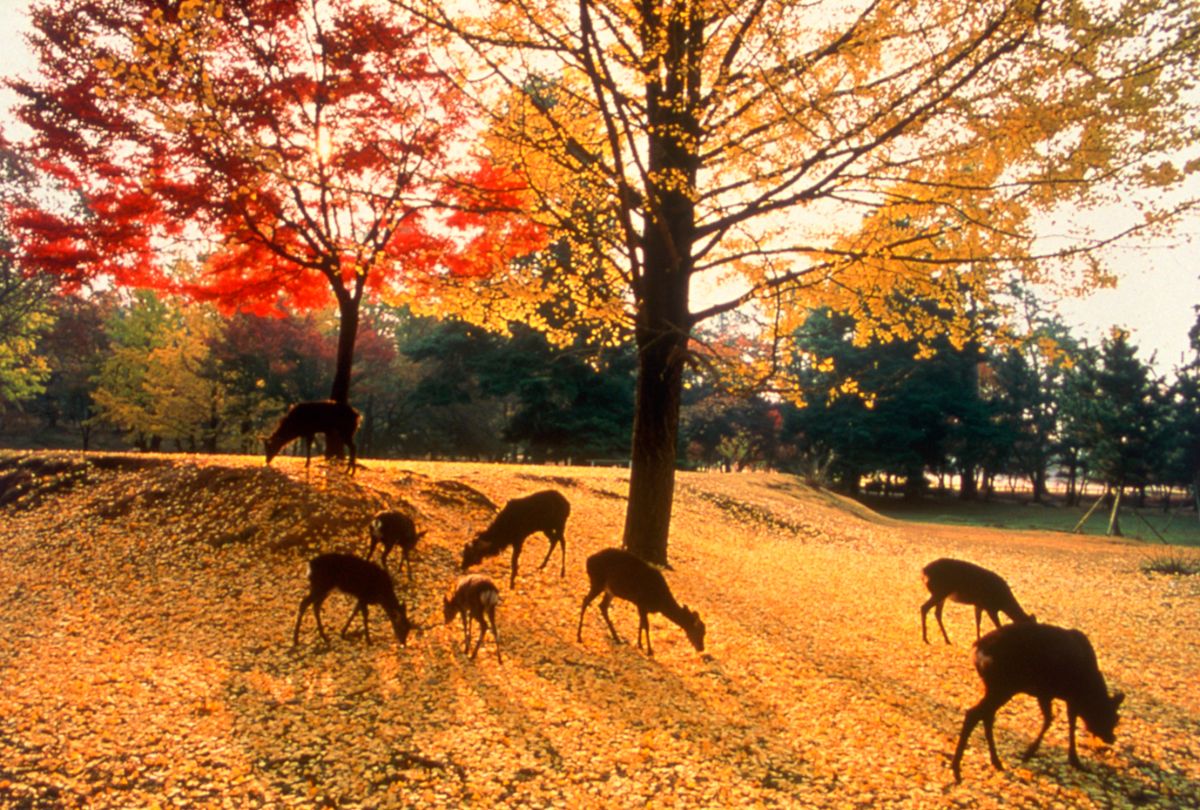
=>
[2,284,1199,530]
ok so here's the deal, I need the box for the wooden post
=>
[1073,491,1106,533]
[1106,488,1123,537]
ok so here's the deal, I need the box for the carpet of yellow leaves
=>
[0,450,1196,808]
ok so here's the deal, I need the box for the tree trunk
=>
[330,292,360,406]
[326,282,361,460]
[622,328,688,566]
[618,0,702,566]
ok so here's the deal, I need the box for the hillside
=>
[0,450,1196,808]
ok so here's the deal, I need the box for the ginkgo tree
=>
[395,0,1200,563]
[7,0,542,421]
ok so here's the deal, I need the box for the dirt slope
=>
[0,450,1196,808]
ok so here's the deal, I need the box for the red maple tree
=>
[7,0,543,407]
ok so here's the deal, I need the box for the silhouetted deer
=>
[920,558,1034,644]
[293,553,411,647]
[576,548,705,656]
[265,400,360,474]
[367,511,425,579]
[460,489,570,588]
[443,574,502,663]
[951,622,1123,782]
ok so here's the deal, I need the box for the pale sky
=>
[1,2,1196,373]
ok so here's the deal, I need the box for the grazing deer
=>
[460,489,570,588]
[293,553,411,647]
[951,622,1124,782]
[367,511,425,579]
[920,557,1034,644]
[443,574,502,663]
[265,400,360,474]
[576,548,705,656]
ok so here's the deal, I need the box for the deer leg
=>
[953,696,1005,782]
[339,603,361,638]
[919,596,938,643]
[986,609,1002,632]
[488,605,501,664]
[638,609,653,657]
[1066,709,1085,769]
[1022,696,1054,761]
[470,615,488,660]
[982,711,1003,771]
[461,612,471,655]
[403,548,413,580]
[598,593,622,643]
[934,601,951,644]
[537,536,556,570]
[974,606,984,639]
[360,604,372,645]
[509,541,522,589]
[311,597,330,644]
[293,595,316,646]
[577,584,602,642]
[952,703,986,783]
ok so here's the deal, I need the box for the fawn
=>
[920,557,1034,644]
[293,553,411,646]
[367,510,425,579]
[576,548,705,656]
[443,574,502,663]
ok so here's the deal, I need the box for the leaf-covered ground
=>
[0,450,1196,808]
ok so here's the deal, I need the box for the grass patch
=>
[1140,553,1200,576]
[857,493,1200,547]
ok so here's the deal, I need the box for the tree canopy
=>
[7,0,542,405]
[397,0,1200,560]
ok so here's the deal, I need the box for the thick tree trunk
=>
[622,327,688,566]
[618,1,701,566]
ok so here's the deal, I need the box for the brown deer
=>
[265,400,360,474]
[293,553,411,647]
[951,622,1124,782]
[460,489,570,588]
[920,557,1034,644]
[576,548,705,656]
[443,574,502,663]
[367,511,425,579]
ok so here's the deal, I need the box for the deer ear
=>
[1112,691,1125,708]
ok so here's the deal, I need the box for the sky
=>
[1,3,1196,373]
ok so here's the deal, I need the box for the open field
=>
[859,494,1200,547]
[0,450,1197,808]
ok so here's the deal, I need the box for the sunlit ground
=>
[0,451,1196,808]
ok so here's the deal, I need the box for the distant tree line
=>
[2,287,1198,511]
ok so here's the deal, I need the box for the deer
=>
[265,400,360,475]
[951,622,1124,782]
[292,553,411,647]
[920,557,1034,644]
[460,489,570,588]
[576,547,706,657]
[367,510,425,579]
[443,574,502,663]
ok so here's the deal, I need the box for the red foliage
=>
[7,0,541,316]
